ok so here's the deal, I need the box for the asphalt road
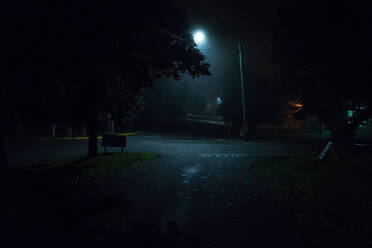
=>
[7,134,317,247]
[7,134,315,168]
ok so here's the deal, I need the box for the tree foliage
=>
[5,0,210,157]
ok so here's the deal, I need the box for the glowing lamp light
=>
[295,103,303,108]
[193,31,205,45]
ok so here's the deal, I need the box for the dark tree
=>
[272,1,372,142]
[4,0,210,163]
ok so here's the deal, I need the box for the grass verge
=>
[6,151,156,247]
[252,156,372,248]
[73,152,156,184]
[17,152,157,185]
[41,131,143,140]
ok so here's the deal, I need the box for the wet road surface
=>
[7,134,316,247]
[97,135,313,247]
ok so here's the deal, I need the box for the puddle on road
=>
[181,164,202,182]
[184,166,200,174]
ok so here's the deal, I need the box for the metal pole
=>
[239,41,247,140]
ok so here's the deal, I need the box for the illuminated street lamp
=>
[193,30,248,140]
[193,30,206,46]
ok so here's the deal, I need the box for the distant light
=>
[193,31,205,45]
[295,103,303,108]
[216,97,222,105]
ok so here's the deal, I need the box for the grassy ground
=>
[252,156,372,248]
[14,151,157,185]
[41,131,143,140]
[72,152,156,184]
[5,152,157,247]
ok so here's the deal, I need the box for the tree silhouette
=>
[3,0,211,166]
[272,0,372,142]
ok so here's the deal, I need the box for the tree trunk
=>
[16,121,22,138]
[0,123,8,174]
[331,110,353,152]
[0,86,8,174]
[87,112,98,158]
[331,110,344,141]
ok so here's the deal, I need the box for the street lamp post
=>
[238,41,248,140]
[193,30,248,140]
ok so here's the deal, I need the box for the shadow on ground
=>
[4,169,205,248]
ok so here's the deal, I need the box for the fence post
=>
[52,124,56,137]
[67,127,72,137]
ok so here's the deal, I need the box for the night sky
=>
[174,0,278,77]
[174,0,279,81]
[175,0,277,37]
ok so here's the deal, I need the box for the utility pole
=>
[238,41,248,140]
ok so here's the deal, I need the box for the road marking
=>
[142,136,162,139]
[198,153,248,158]
[197,153,290,158]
